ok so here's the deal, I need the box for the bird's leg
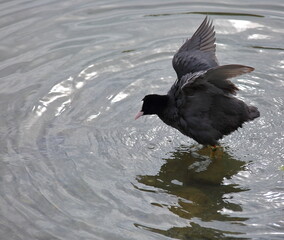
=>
[209,145,223,158]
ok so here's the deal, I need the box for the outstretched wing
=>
[172,16,219,79]
[181,64,254,95]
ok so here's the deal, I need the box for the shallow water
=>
[0,0,283,239]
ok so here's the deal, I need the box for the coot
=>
[135,17,260,146]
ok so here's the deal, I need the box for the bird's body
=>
[135,17,260,146]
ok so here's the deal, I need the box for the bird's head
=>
[135,94,168,120]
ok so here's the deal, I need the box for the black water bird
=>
[135,17,260,146]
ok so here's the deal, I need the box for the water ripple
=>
[1,0,284,240]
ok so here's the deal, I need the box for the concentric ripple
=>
[0,0,283,239]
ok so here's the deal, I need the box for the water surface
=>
[0,0,283,239]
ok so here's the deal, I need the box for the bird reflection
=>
[135,145,250,239]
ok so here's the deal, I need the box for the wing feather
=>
[181,65,254,95]
[172,16,219,79]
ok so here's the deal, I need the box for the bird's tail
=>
[248,106,260,120]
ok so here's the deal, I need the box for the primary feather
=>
[172,16,219,79]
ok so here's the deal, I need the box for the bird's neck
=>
[156,94,178,125]
[155,95,171,116]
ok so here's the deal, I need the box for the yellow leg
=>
[209,145,223,158]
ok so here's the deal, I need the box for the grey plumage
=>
[136,17,260,146]
[172,16,218,79]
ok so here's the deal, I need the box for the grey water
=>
[0,0,283,239]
